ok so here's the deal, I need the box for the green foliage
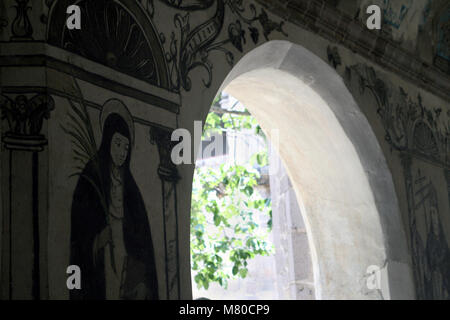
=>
[190,93,273,290]
[203,93,264,139]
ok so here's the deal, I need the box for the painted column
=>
[0,93,53,299]
[150,126,181,300]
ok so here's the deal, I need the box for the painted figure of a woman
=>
[70,99,158,300]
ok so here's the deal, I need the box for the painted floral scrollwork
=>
[346,64,450,164]
[159,0,215,11]
[162,0,287,92]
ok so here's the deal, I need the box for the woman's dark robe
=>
[70,160,159,300]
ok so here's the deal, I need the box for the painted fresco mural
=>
[0,0,450,300]
[65,93,159,299]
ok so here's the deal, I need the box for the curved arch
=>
[210,41,415,299]
[47,0,170,89]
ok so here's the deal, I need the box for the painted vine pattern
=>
[160,0,287,92]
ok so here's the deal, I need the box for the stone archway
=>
[201,40,416,299]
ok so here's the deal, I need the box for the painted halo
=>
[100,99,135,146]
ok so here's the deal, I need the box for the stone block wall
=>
[269,146,315,300]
